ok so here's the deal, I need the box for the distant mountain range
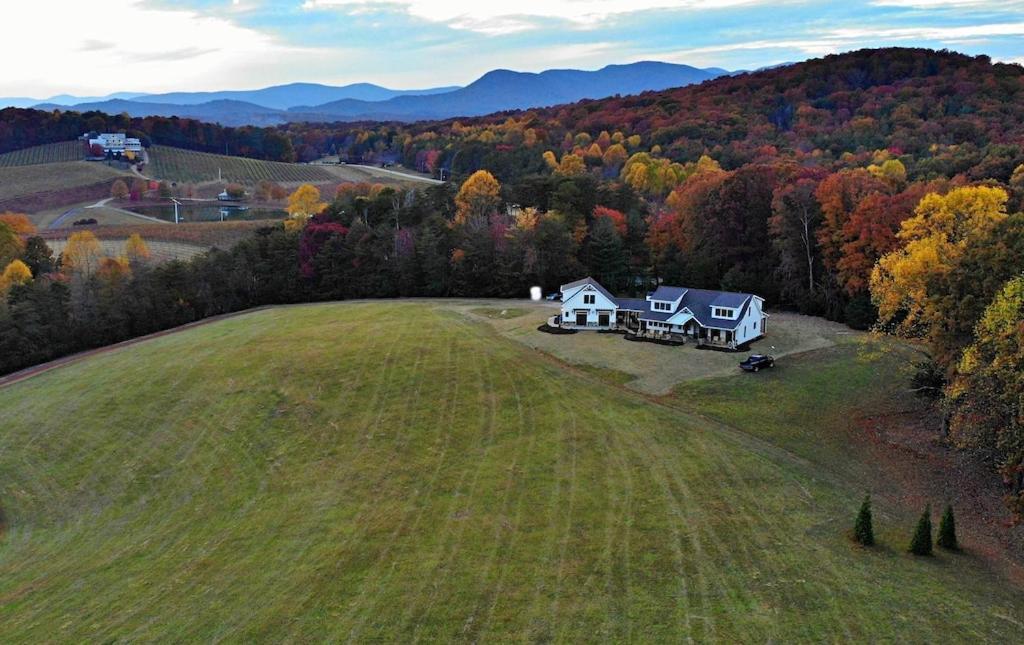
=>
[9,62,725,126]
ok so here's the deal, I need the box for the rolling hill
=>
[0,301,1021,640]
[30,61,724,126]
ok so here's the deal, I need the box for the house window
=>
[713,307,734,318]
[584,294,595,304]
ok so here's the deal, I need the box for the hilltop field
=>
[145,145,433,187]
[1,301,1021,641]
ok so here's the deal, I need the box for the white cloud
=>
[870,0,1021,7]
[0,0,331,97]
[301,0,769,34]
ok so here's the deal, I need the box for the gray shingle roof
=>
[650,286,688,301]
[710,292,750,309]
[560,276,616,301]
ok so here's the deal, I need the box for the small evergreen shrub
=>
[853,494,875,546]
[908,505,933,556]
[937,504,959,551]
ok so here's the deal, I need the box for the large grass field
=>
[0,302,1021,641]
[0,141,84,167]
[146,146,436,186]
[0,162,128,202]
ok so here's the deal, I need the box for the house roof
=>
[710,292,750,309]
[568,277,763,331]
[560,276,616,302]
[650,286,688,301]
[683,289,751,329]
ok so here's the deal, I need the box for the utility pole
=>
[171,198,182,224]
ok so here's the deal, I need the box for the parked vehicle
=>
[739,354,775,372]
[545,292,561,301]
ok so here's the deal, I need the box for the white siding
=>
[734,297,766,344]
[560,284,618,328]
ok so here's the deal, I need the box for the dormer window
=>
[713,307,735,318]
[653,301,672,312]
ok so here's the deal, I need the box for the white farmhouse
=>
[558,276,767,349]
[87,132,143,156]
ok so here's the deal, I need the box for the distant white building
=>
[87,132,142,156]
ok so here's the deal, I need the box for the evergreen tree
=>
[587,216,627,292]
[937,504,959,551]
[853,494,875,546]
[908,505,933,556]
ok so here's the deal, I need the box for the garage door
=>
[576,312,587,326]
[598,313,609,326]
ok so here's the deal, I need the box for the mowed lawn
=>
[0,302,1022,641]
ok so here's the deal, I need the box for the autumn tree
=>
[225,183,246,200]
[0,259,31,293]
[542,150,558,170]
[947,275,1024,517]
[454,170,501,225]
[130,178,148,201]
[0,212,35,235]
[125,233,151,265]
[871,186,1008,337]
[111,179,129,200]
[815,169,886,295]
[62,230,103,276]
[926,213,1024,372]
[97,256,131,283]
[556,153,586,177]
[285,184,327,230]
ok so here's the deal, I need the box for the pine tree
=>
[853,494,875,546]
[908,505,933,556]
[937,504,959,551]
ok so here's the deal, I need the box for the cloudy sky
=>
[4,0,1024,98]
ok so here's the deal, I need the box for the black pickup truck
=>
[739,354,775,372]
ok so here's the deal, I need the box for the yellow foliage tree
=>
[455,170,501,224]
[0,221,24,267]
[286,184,327,230]
[542,150,558,170]
[602,144,628,168]
[62,230,103,276]
[514,207,540,231]
[0,258,32,293]
[870,186,1009,336]
[867,158,907,193]
[556,153,586,177]
[125,233,151,264]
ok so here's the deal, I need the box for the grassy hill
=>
[146,145,338,184]
[0,141,84,167]
[146,145,434,186]
[0,161,129,206]
[0,302,1021,640]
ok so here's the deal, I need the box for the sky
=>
[3,0,1024,98]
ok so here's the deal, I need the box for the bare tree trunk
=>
[801,205,814,294]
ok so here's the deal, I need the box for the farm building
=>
[555,277,767,349]
[86,132,143,157]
